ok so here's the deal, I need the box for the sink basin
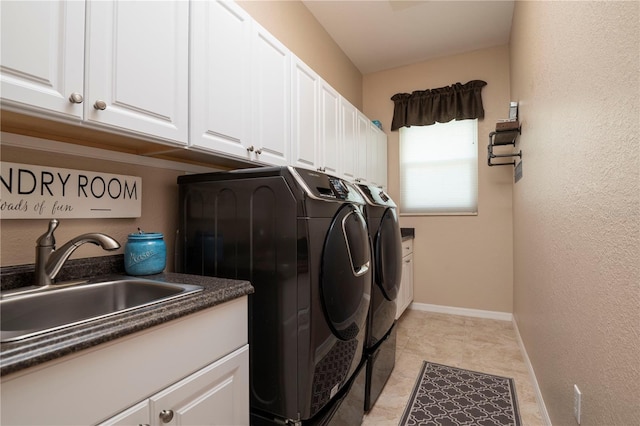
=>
[1,277,203,342]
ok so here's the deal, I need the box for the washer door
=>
[321,204,372,341]
[375,207,402,301]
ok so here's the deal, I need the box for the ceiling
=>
[301,0,515,74]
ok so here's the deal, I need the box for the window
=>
[399,119,478,215]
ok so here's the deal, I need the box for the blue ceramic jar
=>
[124,232,166,276]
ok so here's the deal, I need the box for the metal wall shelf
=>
[487,127,522,167]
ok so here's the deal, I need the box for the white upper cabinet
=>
[291,55,319,171]
[0,0,85,119]
[190,0,252,159]
[319,80,340,175]
[291,56,342,175]
[366,123,388,189]
[377,128,388,189]
[251,22,291,166]
[339,97,358,181]
[355,111,370,184]
[367,122,380,187]
[0,0,386,172]
[85,0,189,144]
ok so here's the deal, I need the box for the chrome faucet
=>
[35,219,121,286]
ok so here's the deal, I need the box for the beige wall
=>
[0,143,208,269]
[237,0,363,109]
[510,1,640,425]
[363,45,514,313]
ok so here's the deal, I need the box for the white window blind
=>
[399,119,478,214]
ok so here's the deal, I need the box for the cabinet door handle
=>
[93,100,107,110]
[159,409,174,423]
[68,92,83,104]
[246,145,254,152]
[255,149,262,155]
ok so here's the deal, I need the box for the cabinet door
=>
[377,130,388,190]
[252,22,290,166]
[319,80,340,175]
[85,0,189,144]
[97,400,149,426]
[0,0,85,119]
[339,98,357,182]
[366,124,388,189]
[355,112,369,183]
[150,345,249,426]
[407,253,414,308]
[190,0,252,159]
[367,123,380,187]
[290,55,319,171]
[396,252,414,319]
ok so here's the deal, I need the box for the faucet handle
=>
[37,219,59,248]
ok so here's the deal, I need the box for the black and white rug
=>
[399,362,521,426]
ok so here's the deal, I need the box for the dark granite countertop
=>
[0,271,253,377]
[401,227,415,241]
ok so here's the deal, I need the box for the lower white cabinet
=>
[0,297,249,426]
[100,345,249,426]
[396,239,414,319]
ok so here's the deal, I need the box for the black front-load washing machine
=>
[354,183,402,412]
[177,166,372,425]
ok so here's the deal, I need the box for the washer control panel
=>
[290,167,364,204]
[327,176,349,199]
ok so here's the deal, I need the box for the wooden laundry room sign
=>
[0,162,142,219]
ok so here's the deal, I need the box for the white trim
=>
[512,317,552,426]
[409,302,513,322]
[0,132,220,174]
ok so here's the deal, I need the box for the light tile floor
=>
[362,309,545,426]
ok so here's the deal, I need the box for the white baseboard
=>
[512,318,552,426]
[409,302,513,321]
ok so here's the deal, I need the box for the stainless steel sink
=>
[1,277,203,342]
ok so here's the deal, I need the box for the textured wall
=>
[510,1,640,425]
[363,46,514,313]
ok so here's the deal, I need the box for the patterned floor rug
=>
[399,362,521,426]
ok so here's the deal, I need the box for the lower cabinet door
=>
[98,345,249,426]
[98,400,150,426]
[396,253,414,319]
[150,345,249,426]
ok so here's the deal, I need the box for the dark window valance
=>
[390,80,487,131]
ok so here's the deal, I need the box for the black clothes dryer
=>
[354,183,402,412]
[177,166,372,425]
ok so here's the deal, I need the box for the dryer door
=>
[321,204,372,341]
[375,207,402,301]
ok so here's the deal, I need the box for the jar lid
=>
[127,232,164,240]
